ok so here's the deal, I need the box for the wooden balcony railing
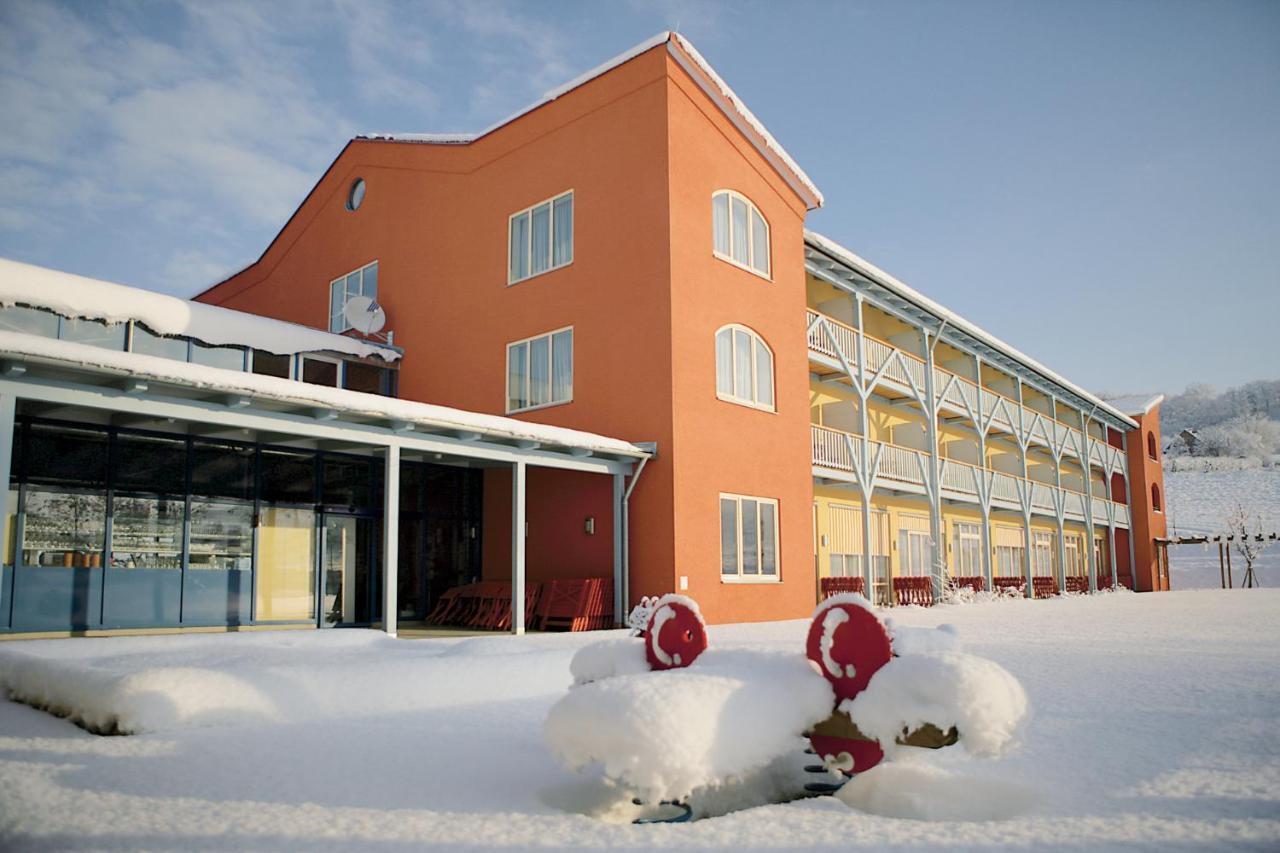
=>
[811,425,1130,527]
[806,309,1127,474]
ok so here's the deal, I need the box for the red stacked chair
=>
[893,576,933,607]
[1031,577,1059,598]
[991,577,1026,595]
[533,577,615,632]
[949,576,985,594]
[1064,576,1090,594]
[820,576,865,599]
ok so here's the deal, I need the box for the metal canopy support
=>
[0,394,13,616]
[382,444,400,637]
[511,460,527,636]
[612,473,625,626]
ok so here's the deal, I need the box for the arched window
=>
[715,325,774,410]
[712,190,770,277]
[1151,483,1162,512]
[1147,431,1158,460]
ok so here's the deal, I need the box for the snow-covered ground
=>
[1164,467,1280,589]
[1,590,1278,850]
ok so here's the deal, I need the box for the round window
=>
[346,178,366,211]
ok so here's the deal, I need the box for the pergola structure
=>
[0,333,651,636]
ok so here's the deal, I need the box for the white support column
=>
[974,356,994,589]
[1108,520,1120,591]
[612,472,624,626]
[922,330,945,601]
[1049,396,1068,592]
[0,394,14,616]
[511,460,527,636]
[1015,379,1033,598]
[1079,410,1099,592]
[382,444,400,637]
[854,296,877,602]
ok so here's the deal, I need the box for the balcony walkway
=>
[811,424,1131,529]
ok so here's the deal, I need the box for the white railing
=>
[811,424,858,471]
[805,309,1117,475]
[806,310,858,365]
[879,442,924,485]
[811,426,1133,528]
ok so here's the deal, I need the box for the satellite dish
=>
[343,295,386,335]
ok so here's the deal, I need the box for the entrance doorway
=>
[320,515,375,627]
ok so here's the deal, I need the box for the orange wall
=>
[1124,405,1169,591]
[481,467,614,584]
[660,49,816,624]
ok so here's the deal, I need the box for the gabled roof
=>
[360,32,823,210]
[805,231,1141,430]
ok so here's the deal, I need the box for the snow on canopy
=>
[0,256,399,361]
[1105,394,1165,417]
[0,331,648,458]
[362,31,823,209]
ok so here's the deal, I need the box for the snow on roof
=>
[804,231,1140,429]
[360,31,823,209]
[0,257,398,362]
[1105,394,1165,417]
[0,330,647,458]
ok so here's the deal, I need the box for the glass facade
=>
[1,419,484,633]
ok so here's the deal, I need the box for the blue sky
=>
[1,0,1276,394]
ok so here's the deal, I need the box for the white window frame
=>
[720,492,780,583]
[711,189,771,280]
[1032,530,1056,578]
[505,326,573,414]
[328,261,378,333]
[507,190,574,285]
[715,324,775,412]
[299,354,343,388]
[1064,532,1086,577]
[952,521,983,576]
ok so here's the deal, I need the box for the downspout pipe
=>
[621,442,656,620]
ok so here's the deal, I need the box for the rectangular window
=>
[110,496,184,570]
[953,522,982,576]
[251,350,292,379]
[60,317,126,350]
[342,360,391,395]
[0,305,59,338]
[130,324,190,361]
[302,356,339,387]
[1032,530,1056,578]
[1064,533,1085,577]
[188,501,253,571]
[328,261,378,333]
[720,493,779,582]
[191,341,245,371]
[508,191,572,284]
[506,327,572,413]
[993,526,1026,578]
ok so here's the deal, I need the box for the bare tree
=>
[1225,502,1270,588]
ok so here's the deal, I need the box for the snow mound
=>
[544,648,833,802]
[836,760,1038,821]
[0,631,580,735]
[568,638,649,685]
[885,620,962,656]
[842,652,1029,758]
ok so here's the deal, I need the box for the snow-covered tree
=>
[1225,502,1270,588]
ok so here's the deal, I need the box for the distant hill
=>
[1160,380,1280,435]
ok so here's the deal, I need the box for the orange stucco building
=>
[193,32,1168,625]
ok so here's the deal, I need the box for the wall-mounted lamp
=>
[584,516,596,535]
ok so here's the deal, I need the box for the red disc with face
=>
[805,599,893,703]
[644,596,707,671]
